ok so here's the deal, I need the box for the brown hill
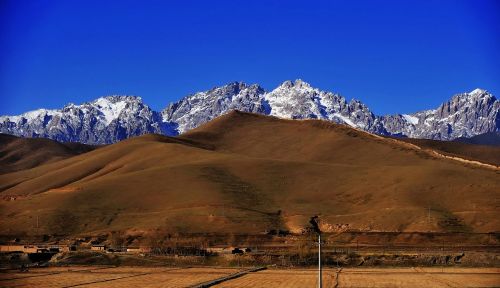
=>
[0,134,97,175]
[393,136,500,167]
[0,111,498,237]
[455,131,500,146]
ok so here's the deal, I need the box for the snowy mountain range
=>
[1,80,499,144]
[0,96,173,144]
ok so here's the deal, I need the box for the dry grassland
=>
[0,266,241,288]
[215,267,500,288]
[1,266,498,288]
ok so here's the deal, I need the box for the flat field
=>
[214,267,500,288]
[0,266,240,288]
[0,266,498,288]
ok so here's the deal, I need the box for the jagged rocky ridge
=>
[0,96,174,144]
[1,80,499,144]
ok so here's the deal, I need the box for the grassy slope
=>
[0,133,97,174]
[455,131,500,146]
[0,111,498,236]
[393,136,500,166]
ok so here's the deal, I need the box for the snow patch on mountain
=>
[93,97,130,125]
[402,114,419,125]
[0,109,60,123]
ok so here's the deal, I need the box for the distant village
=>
[0,243,148,254]
[0,242,253,256]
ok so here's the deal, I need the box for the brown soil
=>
[0,111,499,237]
[1,266,497,288]
[0,133,97,174]
[393,136,500,166]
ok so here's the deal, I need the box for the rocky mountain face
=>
[162,80,387,135]
[162,80,498,139]
[1,80,498,144]
[162,82,268,133]
[0,96,171,144]
[380,88,500,140]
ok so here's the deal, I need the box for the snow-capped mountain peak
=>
[263,80,379,131]
[449,88,494,104]
[278,79,312,90]
[469,88,487,96]
[0,95,168,144]
[162,81,267,133]
[90,95,141,125]
[381,88,499,140]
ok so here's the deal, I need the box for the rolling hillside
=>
[391,136,500,166]
[455,132,500,146]
[0,134,97,174]
[0,111,498,237]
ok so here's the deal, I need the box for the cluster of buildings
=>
[90,245,150,253]
[0,243,253,256]
[0,244,75,254]
[0,244,150,254]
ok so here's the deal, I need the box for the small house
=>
[126,247,151,253]
[91,245,106,251]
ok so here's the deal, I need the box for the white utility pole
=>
[428,206,431,224]
[318,233,322,288]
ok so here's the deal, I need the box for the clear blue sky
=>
[1,0,499,116]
